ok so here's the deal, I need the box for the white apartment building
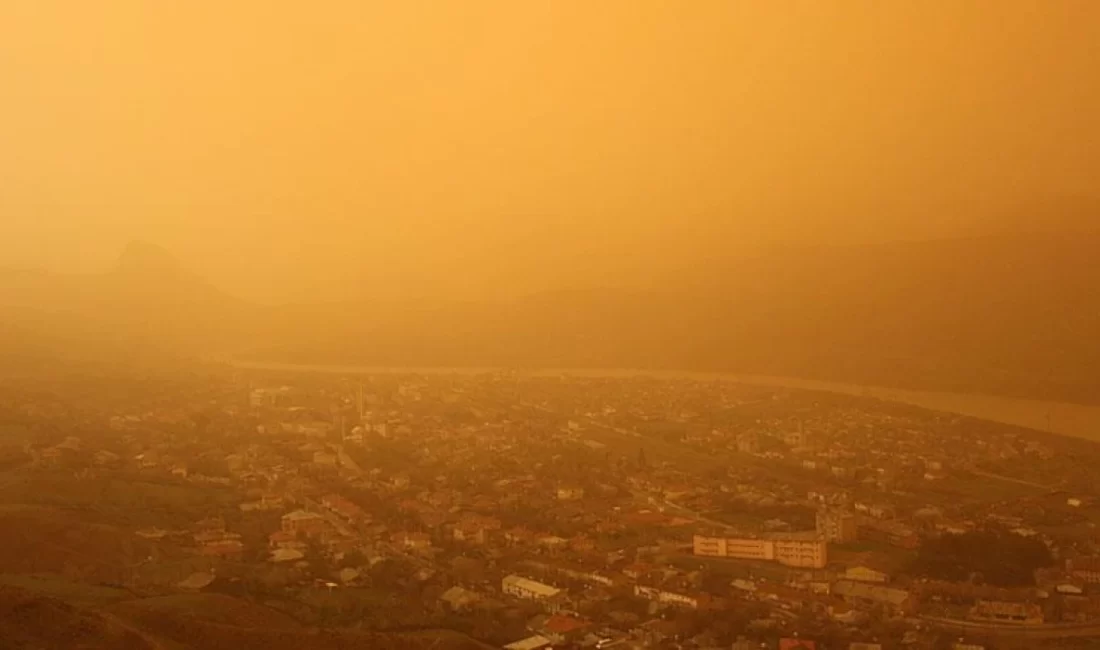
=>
[502,574,562,600]
[692,534,827,569]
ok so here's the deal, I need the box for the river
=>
[230,361,1100,442]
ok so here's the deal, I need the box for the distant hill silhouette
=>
[247,232,1100,403]
[0,240,251,366]
[3,233,1100,402]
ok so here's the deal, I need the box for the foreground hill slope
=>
[0,583,490,650]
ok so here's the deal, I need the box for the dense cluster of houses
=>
[19,371,1100,650]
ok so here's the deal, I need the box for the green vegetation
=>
[0,574,133,606]
[910,529,1054,586]
[0,472,238,528]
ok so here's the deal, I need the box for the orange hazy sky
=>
[1,1,1098,302]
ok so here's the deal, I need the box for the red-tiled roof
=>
[544,615,590,635]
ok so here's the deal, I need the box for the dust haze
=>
[7,5,1100,650]
[2,1,1098,303]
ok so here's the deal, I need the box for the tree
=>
[340,548,367,569]
[910,529,1054,586]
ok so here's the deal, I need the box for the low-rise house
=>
[440,586,481,611]
[392,531,433,550]
[200,539,244,560]
[193,530,241,545]
[634,585,702,609]
[844,566,889,584]
[633,619,680,646]
[252,492,284,510]
[833,580,914,614]
[271,548,305,563]
[451,514,501,544]
[268,530,306,550]
[623,563,654,581]
[321,494,368,523]
[1067,557,1100,584]
[968,600,1043,625]
[557,487,585,501]
[537,535,569,549]
[193,517,226,534]
[828,603,864,624]
[281,510,327,537]
[502,635,552,650]
[529,614,591,644]
[502,575,562,600]
[504,527,537,545]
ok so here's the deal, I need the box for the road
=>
[966,468,1056,492]
[922,615,1100,640]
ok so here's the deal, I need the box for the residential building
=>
[858,518,919,549]
[502,575,562,600]
[774,537,828,569]
[200,539,244,560]
[1067,557,1100,584]
[556,487,585,501]
[968,600,1043,625]
[694,536,769,561]
[817,509,858,543]
[634,585,701,609]
[321,494,368,523]
[693,534,828,568]
[392,531,432,550]
[844,566,889,584]
[833,580,914,614]
[530,614,591,644]
[440,586,481,611]
[268,530,306,550]
[281,510,326,536]
[452,514,501,544]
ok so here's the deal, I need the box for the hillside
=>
[0,583,490,650]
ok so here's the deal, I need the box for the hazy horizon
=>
[3,1,1100,303]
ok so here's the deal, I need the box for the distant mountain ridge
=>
[3,233,1100,403]
[246,232,1100,402]
[0,240,250,366]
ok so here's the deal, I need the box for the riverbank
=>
[230,361,1100,443]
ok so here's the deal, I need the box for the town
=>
[4,367,1100,650]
